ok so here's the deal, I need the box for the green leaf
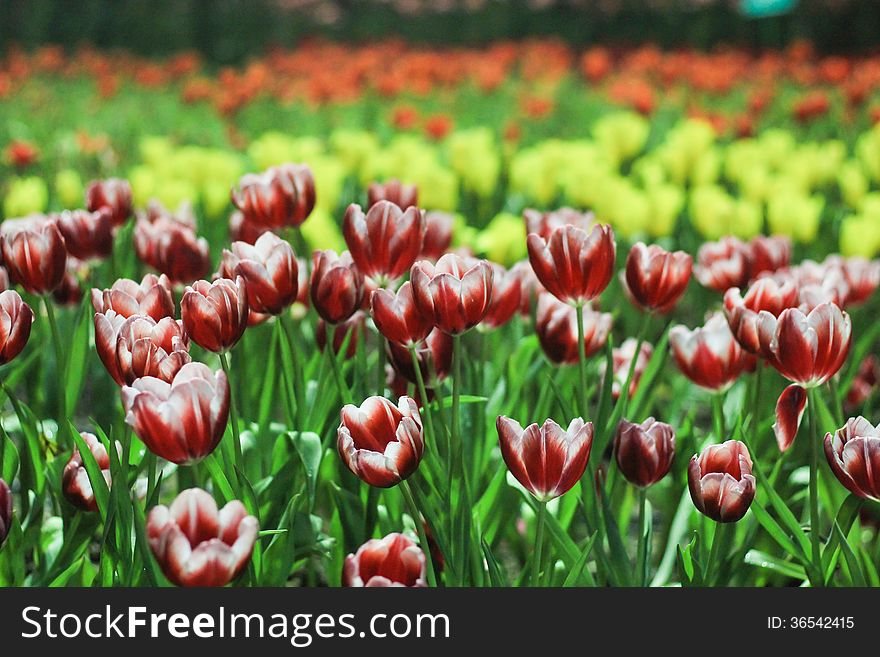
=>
[833,522,867,586]
[562,532,597,587]
[744,550,807,581]
[71,426,110,520]
[290,431,322,510]
[64,299,91,415]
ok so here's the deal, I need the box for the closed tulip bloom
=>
[410,254,493,335]
[367,179,418,210]
[694,236,750,293]
[747,234,791,279]
[387,328,453,385]
[527,223,615,306]
[310,250,365,324]
[122,362,230,464]
[480,263,522,330]
[496,416,593,502]
[54,208,114,261]
[94,310,129,385]
[116,315,191,385]
[181,277,249,353]
[316,312,365,360]
[62,432,114,512]
[91,274,174,321]
[420,211,454,261]
[221,231,298,315]
[535,293,611,364]
[723,276,799,354]
[614,418,676,487]
[623,242,693,313]
[371,281,433,346]
[231,163,316,228]
[0,290,33,365]
[338,396,424,488]
[523,207,594,241]
[688,440,756,523]
[133,204,210,284]
[343,201,425,287]
[825,417,880,501]
[0,478,11,547]
[670,313,756,391]
[343,533,427,587]
[0,215,67,294]
[86,177,133,227]
[147,488,258,587]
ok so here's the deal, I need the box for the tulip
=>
[535,293,611,365]
[86,177,133,227]
[367,179,418,210]
[337,396,424,488]
[310,250,365,324]
[0,215,67,294]
[94,310,128,385]
[54,208,114,261]
[512,259,545,318]
[316,312,365,359]
[52,266,83,307]
[0,290,33,365]
[694,236,750,293]
[221,231,299,315]
[747,234,791,279]
[623,242,692,313]
[790,259,850,311]
[824,416,880,501]
[91,274,175,321]
[846,355,878,410]
[343,201,425,287]
[420,211,454,261]
[228,210,268,245]
[669,313,756,391]
[62,432,114,512]
[614,418,676,487]
[523,207,594,241]
[134,211,210,284]
[480,263,522,330]
[231,163,316,228]
[723,275,799,354]
[605,338,653,400]
[387,328,453,385]
[121,362,230,464]
[0,478,11,547]
[527,223,615,306]
[147,488,258,587]
[495,416,593,502]
[832,256,880,307]
[115,315,191,385]
[181,277,249,353]
[688,440,756,522]
[410,254,494,335]
[343,533,426,587]
[371,281,433,347]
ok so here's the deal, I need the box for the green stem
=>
[325,324,350,404]
[451,333,465,491]
[400,480,438,587]
[532,501,547,587]
[621,312,651,418]
[806,388,823,585]
[750,364,763,445]
[274,318,298,426]
[218,351,245,491]
[575,302,589,418]
[635,487,649,586]
[705,521,733,586]
[408,344,437,448]
[713,392,726,441]
[43,297,67,427]
[376,335,386,397]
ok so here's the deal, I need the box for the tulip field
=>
[1,38,880,589]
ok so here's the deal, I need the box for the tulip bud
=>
[825,416,880,501]
[86,177,133,227]
[231,163,316,228]
[410,254,494,335]
[669,313,755,391]
[614,418,675,487]
[371,282,433,347]
[0,290,33,365]
[527,223,615,306]
[337,396,424,488]
[310,250,365,324]
[0,478,12,547]
[0,215,67,294]
[122,362,230,464]
[62,432,114,512]
[115,315,191,385]
[147,488,258,587]
[91,274,174,322]
[343,201,425,287]
[343,532,427,587]
[496,415,594,502]
[688,440,756,523]
[181,277,249,353]
[535,293,611,364]
[54,208,114,261]
[623,242,693,313]
[480,262,522,330]
[367,179,418,210]
[221,231,299,315]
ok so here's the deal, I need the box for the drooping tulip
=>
[86,177,133,227]
[231,163,316,229]
[147,488,258,587]
[614,418,676,487]
[622,242,692,313]
[62,432,114,512]
[115,315,191,385]
[337,396,424,488]
[496,416,593,502]
[343,533,427,587]
[221,231,299,315]
[410,254,493,335]
[181,277,249,353]
[91,274,174,321]
[534,293,611,365]
[310,250,365,324]
[0,290,33,365]
[343,201,425,287]
[0,215,67,294]
[824,416,880,501]
[688,440,756,523]
[669,313,756,391]
[121,363,230,464]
